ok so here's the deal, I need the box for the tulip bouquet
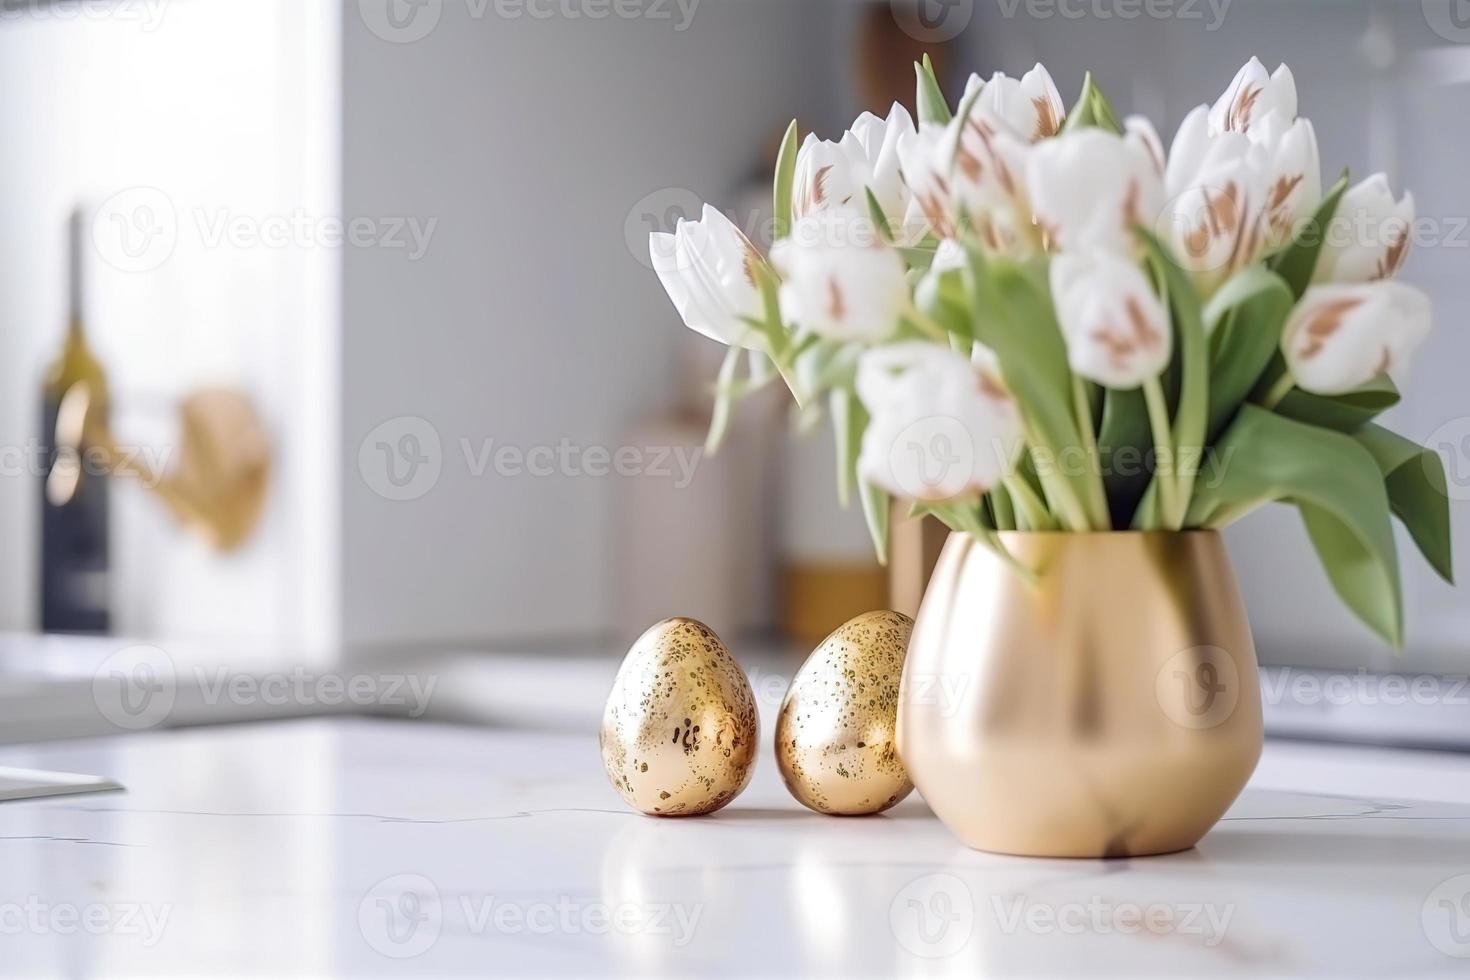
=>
[649,57,1451,646]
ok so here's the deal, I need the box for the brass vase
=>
[897,531,1263,858]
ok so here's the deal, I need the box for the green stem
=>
[704,346,744,454]
[989,485,1016,531]
[1260,372,1296,410]
[1004,472,1055,531]
[931,514,1038,587]
[1131,480,1163,531]
[1142,376,1181,530]
[1208,499,1266,529]
[1072,376,1111,530]
[1023,424,1092,532]
[976,529,1040,587]
[905,309,951,344]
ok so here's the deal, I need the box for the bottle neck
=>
[67,207,87,335]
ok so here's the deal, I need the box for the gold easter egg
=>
[600,618,758,816]
[776,609,914,815]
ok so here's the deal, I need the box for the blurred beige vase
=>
[898,531,1263,857]
[600,618,758,816]
[776,610,915,815]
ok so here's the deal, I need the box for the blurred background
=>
[0,0,1467,745]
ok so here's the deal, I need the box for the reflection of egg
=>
[600,618,758,816]
[776,610,914,815]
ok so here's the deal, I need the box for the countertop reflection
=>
[0,718,1467,977]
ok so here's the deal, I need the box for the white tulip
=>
[897,76,1047,255]
[1164,104,1239,197]
[1125,115,1167,178]
[896,109,1036,255]
[948,106,1037,256]
[896,122,959,241]
[1200,59,1321,249]
[1208,57,1297,138]
[1281,281,1432,395]
[649,203,764,349]
[961,64,1067,142]
[792,103,921,244]
[1315,173,1415,283]
[856,343,1024,502]
[1159,60,1321,287]
[771,214,910,343]
[1254,114,1322,247]
[1026,128,1164,255]
[1050,249,1172,389]
[1158,105,1270,291]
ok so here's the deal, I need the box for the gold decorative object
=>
[899,531,1263,858]
[776,610,914,816]
[61,383,271,551]
[600,618,758,816]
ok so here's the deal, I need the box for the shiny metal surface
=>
[899,531,1263,857]
[775,610,914,815]
[600,618,758,816]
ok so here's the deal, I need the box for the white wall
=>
[0,0,340,657]
[0,0,854,658]
[341,0,844,652]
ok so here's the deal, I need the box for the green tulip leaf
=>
[1140,231,1209,524]
[1099,387,1153,527]
[772,119,799,242]
[831,387,868,510]
[859,479,890,566]
[1269,172,1349,299]
[989,483,1016,530]
[1204,265,1295,439]
[1060,71,1122,135]
[704,345,744,455]
[1188,404,1404,647]
[917,266,972,343]
[1275,374,1400,433]
[964,246,1095,530]
[915,55,952,126]
[898,245,939,271]
[864,187,895,243]
[793,340,860,401]
[1356,423,1454,584]
[745,261,806,407]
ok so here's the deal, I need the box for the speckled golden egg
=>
[776,609,914,815]
[600,618,758,816]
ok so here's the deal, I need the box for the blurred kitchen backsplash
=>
[0,0,1466,676]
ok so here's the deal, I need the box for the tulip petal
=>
[1282,281,1432,395]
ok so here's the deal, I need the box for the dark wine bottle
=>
[40,208,111,634]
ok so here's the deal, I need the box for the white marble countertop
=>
[1,718,1469,977]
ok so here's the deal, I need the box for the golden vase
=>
[897,531,1263,858]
